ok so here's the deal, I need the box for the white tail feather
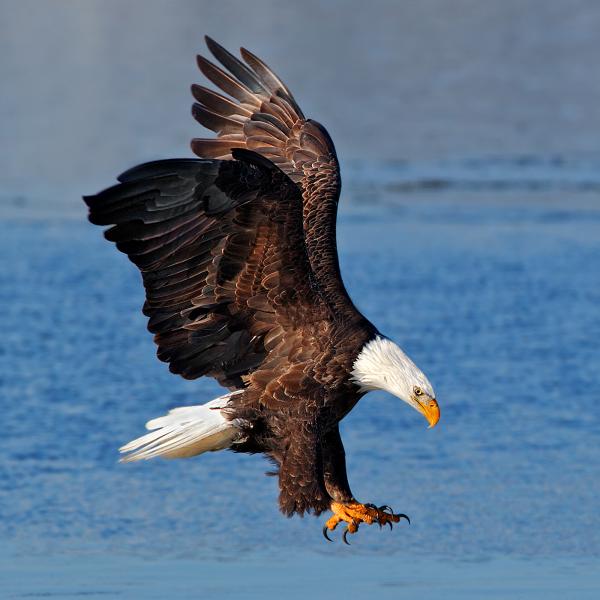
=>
[119,392,245,462]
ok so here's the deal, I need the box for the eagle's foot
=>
[322,501,409,544]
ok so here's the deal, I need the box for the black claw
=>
[342,528,351,545]
[397,513,411,524]
[365,503,377,509]
[387,520,393,531]
[379,504,393,515]
[322,525,333,542]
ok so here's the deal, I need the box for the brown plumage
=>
[84,37,439,541]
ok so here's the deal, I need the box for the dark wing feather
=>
[192,38,363,323]
[84,155,328,389]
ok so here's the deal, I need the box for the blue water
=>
[2,1,600,596]
[1,189,599,598]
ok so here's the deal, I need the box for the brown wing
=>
[84,152,329,389]
[191,37,362,323]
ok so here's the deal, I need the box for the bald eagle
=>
[84,37,439,543]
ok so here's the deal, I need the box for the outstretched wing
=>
[191,38,362,323]
[84,152,328,389]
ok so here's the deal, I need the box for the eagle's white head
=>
[351,336,440,428]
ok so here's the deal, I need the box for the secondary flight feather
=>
[84,37,440,543]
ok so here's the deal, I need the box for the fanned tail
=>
[119,391,246,462]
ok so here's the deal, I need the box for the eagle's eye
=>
[413,386,423,396]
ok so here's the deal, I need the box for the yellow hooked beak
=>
[416,396,440,428]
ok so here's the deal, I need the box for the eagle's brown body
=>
[85,38,436,539]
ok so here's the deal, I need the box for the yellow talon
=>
[323,501,406,542]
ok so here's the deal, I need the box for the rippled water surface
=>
[2,1,600,597]
[2,188,599,598]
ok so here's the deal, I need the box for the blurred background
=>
[1,1,599,598]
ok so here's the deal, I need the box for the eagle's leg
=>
[321,427,408,543]
[277,421,330,516]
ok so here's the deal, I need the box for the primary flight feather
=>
[84,37,439,543]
